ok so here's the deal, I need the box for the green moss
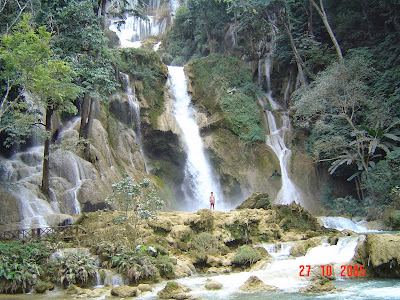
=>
[187,54,265,143]
[113,48,167,127]
[232,245,261,265]
[388,210,400,229]
[275,204,322,232]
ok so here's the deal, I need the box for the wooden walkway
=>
[0,225,86,241]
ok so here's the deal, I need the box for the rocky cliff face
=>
[0,46,323,230]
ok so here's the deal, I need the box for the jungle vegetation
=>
[1,0,400,217]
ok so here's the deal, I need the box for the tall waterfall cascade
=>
[168,66,225,211]
[108,0,180,48]
[258,37,303,206]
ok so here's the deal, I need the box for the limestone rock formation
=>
[239,276,278,292]
[157,281,191,299]
[204,280,222,290]
[299,278,336,293]
[351,233,400,278]
[111,285,139,297]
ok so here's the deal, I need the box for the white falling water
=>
[266,111,300,205]
[259,47,302,205]
[319,216,380,233]
[108,0,179,48]
[174,235,360,296]
[121,72,148,172]
[168,66,224,211]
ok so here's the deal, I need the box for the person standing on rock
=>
[209,192,215,210]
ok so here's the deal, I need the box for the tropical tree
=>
[106,176,164,245]
[1,14,81,197]
[308,0,343,62]
[292,54,399,197]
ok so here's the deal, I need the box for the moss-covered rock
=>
[111,285,139,297]
[157,281,191,299]
[236,192,272,210]
[351,233,400,278]
[299,278,336,293]
[239,276,278,292]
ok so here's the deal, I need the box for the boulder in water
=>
[239,276,278,292]
[205,280,222,290]
[299,278,336,293]
[352,233,400,278]
[111,285,139,297]
[157,281,191,299]
[33,281,54,293]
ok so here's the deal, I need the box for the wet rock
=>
[290,237,322,257]
[205,280,222,290]
[111,285,139,297]
[299,278,336,293]
[157,281,191,299]
[33,281,54,293]
[137,283,152,292]
[351,233,400,278]
[239,276,278,292]
[310,265,336,280]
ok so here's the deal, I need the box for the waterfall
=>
[121,73,148,173]
[175,235,361,297]
[108,0,179,48]
[319,216,380,233]
[266,111,301,205]
[168,66,224,211]
[258,38,302,205]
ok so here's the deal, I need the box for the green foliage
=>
[111,248,159,283]
[161,0,231,64]
[189,54,265,143]
[106,176,164,218]
[37,0,118,100]
[114,47,167,125]
[48,252,98,287]
[190,232,219,261]
[232,245,261,265]
[388,210,400,229]
[0,241,54,293]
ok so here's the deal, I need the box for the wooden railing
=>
[0,225,86,241]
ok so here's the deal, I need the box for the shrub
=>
[47,252,98,288]
[388,210,400,229]
[0,241,53,293]
[232,246,261,265]
[190,232,219,261]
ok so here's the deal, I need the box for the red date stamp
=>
[299,265,366,277]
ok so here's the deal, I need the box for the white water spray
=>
[168,66,224,211]
[259,54,301,205]
[108,0,179,48]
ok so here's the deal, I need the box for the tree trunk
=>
[79,93,96,159]
[283,22,307,86]
[310,0,343,62]
[41,107,54,199]
[201,9,215,54]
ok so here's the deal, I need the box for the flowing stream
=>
[168,66,224,211]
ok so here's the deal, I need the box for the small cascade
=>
[176,235,361,297]
[121,72,148,173]
[168,66,224,211]
[319,216,380,233]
